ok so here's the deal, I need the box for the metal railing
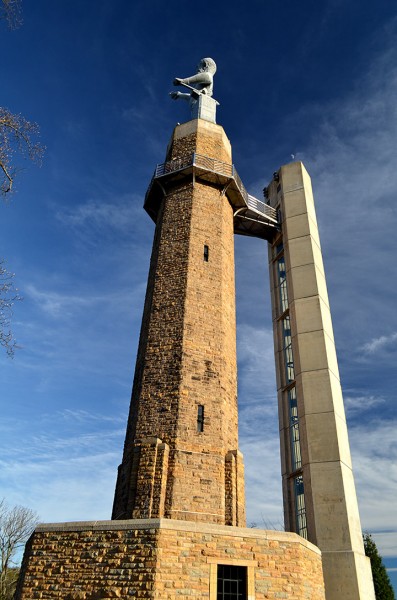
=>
[153,152,278,223]
[193,153,234,178]
[154,155,192,177]
[247,194,277,221]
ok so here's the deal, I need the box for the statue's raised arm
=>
[170,58,219,124]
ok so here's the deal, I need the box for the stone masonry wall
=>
[113,120,244,525]
[16,520,326,600]
[16,524,158,600]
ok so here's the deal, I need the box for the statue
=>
[170,58,219,124]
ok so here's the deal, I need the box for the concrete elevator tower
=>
[265,164,374,600]
[15,59,374,600]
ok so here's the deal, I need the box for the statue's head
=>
[198,57,217,75]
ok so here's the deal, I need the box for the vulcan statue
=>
[170,58,219,123]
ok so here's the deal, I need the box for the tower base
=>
[16,519,325,599]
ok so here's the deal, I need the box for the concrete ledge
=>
[35,517,321,554]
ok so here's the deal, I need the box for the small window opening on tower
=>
[204,245,209,262]
[197,405,204,432]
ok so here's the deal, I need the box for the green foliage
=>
[364,533,395,600]
[0,567,20,600]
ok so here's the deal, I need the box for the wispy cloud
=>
[344,394,385,414]
[122,106,149,124]
[56,197,143,234]
[370,533,397,560]
[349,419,397,556]
[361,332,397,354]
[242,436,283,528]
[0,408,125,522]
[237,323,281,527]
[25,284,94,317]
[59,409,125,424]
[237,324,276,403]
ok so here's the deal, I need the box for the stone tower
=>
[112,119,246,526]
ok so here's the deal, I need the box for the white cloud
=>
[242,436,283,529]
[349,419,397,557]
[361,332,397,355]
[237,324,276,406]
[55,196,143,234]
[344,394,385,414]
[24,281,145,324]
[25,283,94,317]
[236,323,282,526]
[254,33,397,366]
[371,533,397,560]
[59,409,125,424]
[122,106,148,124]
[0,409,125,523]
[0,454,119,523]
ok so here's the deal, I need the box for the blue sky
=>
[0,0,396,590]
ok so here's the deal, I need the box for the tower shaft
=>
[267,162,374,600]
[112,120,245,526]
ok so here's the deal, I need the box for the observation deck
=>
[144,153,279,241]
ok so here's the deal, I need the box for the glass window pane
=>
[288,387,302,470]
[277,256,288,313]
[217,565,247,600]
[294,476,308,539]
[282,316,295,382]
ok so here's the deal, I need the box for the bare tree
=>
[0,0,22,29]
[0,108,44,197]
[0,260,21,357]
[0,2,44,357]
[0,111,41,357]
[0,499,39,600]
[1,1,43,199]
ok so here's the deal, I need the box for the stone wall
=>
[113,120,245,526]
[16,519,326,600]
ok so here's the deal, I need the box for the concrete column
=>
[267,162,375,600]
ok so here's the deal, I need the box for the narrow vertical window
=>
[197,405,204,432]
[294,475,308,539]
[277,255,288,313]
[288,387,302,471]
[204,244,209,262]
[282,316,295,383]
